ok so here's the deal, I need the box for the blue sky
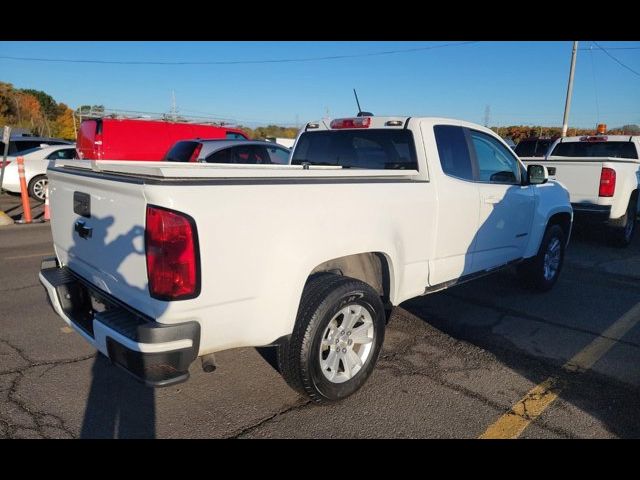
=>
[1,41,638,128]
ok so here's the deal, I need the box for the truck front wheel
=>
[277,273,386,403]
[517,224,566,292]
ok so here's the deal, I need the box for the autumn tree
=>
[52,103,76,140]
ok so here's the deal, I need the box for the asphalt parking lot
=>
[1,194,639,438]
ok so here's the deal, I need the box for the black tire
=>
[517,224,566,292]
[28,175,48,201]
[277,273,386,403]
[609,194,637,248]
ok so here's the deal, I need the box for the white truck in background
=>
[265,137,296,149]
[520,133,640,247]
[39,115,572,403]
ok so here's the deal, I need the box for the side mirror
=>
[527,164,548,185]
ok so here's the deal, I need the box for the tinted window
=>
[46,148,77,160]
[13,141,46,154]
[514,140,536,157]
[14,147,43,156]
[291,129,417,170]
[206,145,272,164]
[206,148,233,163]
[226,132,247,140]
[551,141,638,159]
[165,141,201,162]
[470,130,521,184]
[433,125,473,180]
[267,145,290,165]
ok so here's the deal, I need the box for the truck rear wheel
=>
[517,224,566,292]
[277,273,386,403]
[610,194,637,248]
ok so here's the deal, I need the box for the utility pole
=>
[483,105,491,127]
[171,90,177,121]
[561,41,579,138]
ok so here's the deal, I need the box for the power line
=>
[592,41,640,78]
[0,42,479,66]
[578,46,640,50]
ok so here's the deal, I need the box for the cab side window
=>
[433,125,474,181]
[469,130,521,184]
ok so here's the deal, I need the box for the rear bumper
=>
[39,258,200,387]
[571,203,611,224]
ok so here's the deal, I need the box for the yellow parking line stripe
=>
[5,252,53,260]
[480,301,640,439]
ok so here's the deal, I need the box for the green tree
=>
[19,88,58,119]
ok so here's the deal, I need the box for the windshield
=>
[291,129,418,170]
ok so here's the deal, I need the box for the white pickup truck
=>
[39,116,572,403]
[520,134,640,246]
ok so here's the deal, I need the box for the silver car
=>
[164,139,291,165]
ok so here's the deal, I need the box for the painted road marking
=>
[60,326,73,334]
[480,301,640,439]
[5,252,53,260]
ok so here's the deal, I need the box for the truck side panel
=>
[142,179,437,355]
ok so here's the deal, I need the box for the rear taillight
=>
[145,205,199,300]
[330,117,371,129]
[188,144,203,162]
[599,168,616,197]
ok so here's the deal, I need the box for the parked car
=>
[77,117,249,161]
[165,139,291,164]
[0,145,78,200]
[0,134,73,156]
[520,131,640,246]
[515,137,558,158]
[40,115,572,403]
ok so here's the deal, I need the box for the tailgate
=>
[48,166,152,315]
[523,158,602,203]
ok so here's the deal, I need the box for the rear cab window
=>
[550,141,638,159]
[291,129,418,170]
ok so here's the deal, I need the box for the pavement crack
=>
[229,399,313,438]
[0,337,95,439]
[0,283,42,293]
[443,292,640,349]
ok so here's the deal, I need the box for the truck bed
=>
[52,159,420,181]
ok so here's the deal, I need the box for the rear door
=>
[470,129,535,271]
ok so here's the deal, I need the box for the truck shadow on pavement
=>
[64,215,162,439]
[400,227,640,438]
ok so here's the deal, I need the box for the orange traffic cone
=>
[44,184,50,221]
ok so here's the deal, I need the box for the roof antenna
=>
[353,89,373,117]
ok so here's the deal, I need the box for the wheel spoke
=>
[342,353,353,378]
[343,305,362,330]
[350,324,373,345]
[346,349,362,370]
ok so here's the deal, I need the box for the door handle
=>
[483,196,501,205]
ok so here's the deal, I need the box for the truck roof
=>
[305,116,498,135]
[557,135,638,143]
